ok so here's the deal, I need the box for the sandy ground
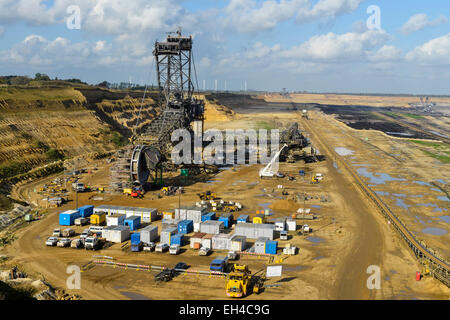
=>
[2,106,449,300]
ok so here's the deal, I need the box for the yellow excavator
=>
[198,191,218,201]
[226,264,264,298]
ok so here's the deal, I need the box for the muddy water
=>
[421,227,447,236]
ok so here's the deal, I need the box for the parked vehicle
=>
[84,236,101,250]
[227,251,238,261]
[52,229,62,237]
[74,217,89,226]
[72,182,85,192]
[210,256,229,273]
[80,229,91,241]
[169,244,181,255]
[57,238,71,247]
[62,228,75,237]
[46,237,58,246]
[280,231,288,240]
[71,238,84,249]
[155,243,169,253]
[199,246,211,256]
[143,242,156,252]
[174,262,189,270]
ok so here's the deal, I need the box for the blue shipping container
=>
[202,212,216,222]
[124,216,141,231]
[219,214,232,228]
[78,205,94,218]
[131,232,141,245]
[237,214,249,223]
[265,240,277,255]
[59,210,80,226]
[170,234,184,246]
[178,220,193,234]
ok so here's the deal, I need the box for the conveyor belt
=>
[300,115,450,287]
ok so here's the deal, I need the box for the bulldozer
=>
[226,264,263,298]
[222,203,239,212]
[162,186,181,196]
[197,191,218,201]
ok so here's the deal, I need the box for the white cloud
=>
[296,0,364,23]
[400,14,448,35]
[0,25,4,36]
[224,0,308,33]
[280,29,389,61]
[406,33,450,65]
[368,45,402,62]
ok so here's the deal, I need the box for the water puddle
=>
[414,181,431,187]
[311,205,321,209]
[395,198,410,210]
[375,191,390,196]
[258,203,272,208]
[334,147,354,156]
[421,227,447,236]
[313,256,325,260]
[306,236,325,243]
[428,130,450,139]
[120,291,151,300]
[356,168,406,185]
[392,193,406,197]
[283,265,305,271]
[439,216,450,223]
[437,196,449,202]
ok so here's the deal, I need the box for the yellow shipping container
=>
[90,212,106,225]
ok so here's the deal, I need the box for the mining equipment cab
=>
[162,186,179,196]
[131,187,144,198]
[226,264,263,298]
[198,191,218,201]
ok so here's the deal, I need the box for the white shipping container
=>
[275,218,286,232]
[286,218,296,231]
[230,235,246,251]
[160,227,177,245]
[200,235,213,249]
[200,220,224,235]
[106,214,126,227]
[193,222,200,232]
[104,226,130,243]
[140,225,158,244]
[212,234,232,250]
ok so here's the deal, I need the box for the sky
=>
[0,0,449,94]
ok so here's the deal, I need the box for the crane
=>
[259,144,288,178]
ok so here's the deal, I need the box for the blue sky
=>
[0,0,449,94]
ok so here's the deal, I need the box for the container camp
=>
[78,205,94,218]
[190,232,206,249]
[59,210,80,226]
[106,214,126,227]
[103,226,130,243]
[124,215,141,231]
[178,220,194,234]
[212,233,232,250]
[218,213,233,229]
[93,205,116,215]
[286,218,297,231]
[170,234,184,246]
[253,214,265,224]
[193,222,200,232]
[90,212,106,225]
[140,225,158,244]
[275,218,286,231]
[235,223,275,240]
[200,220,224,235]
[201,212,216,222]
[230,235,246,251]
[200,234,213,249]
[162,218,181,230]
[160,227,177,245]
[237,214,249,223]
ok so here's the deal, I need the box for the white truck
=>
[72,182,85,192]
[57,238,71,247]
[62,228,75,237]
[46,237,58,246]
[52,228,62,237]
[199,247,211,256]
[84,236,101,250]
[155,243,169,253]
[169,244,181,255]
